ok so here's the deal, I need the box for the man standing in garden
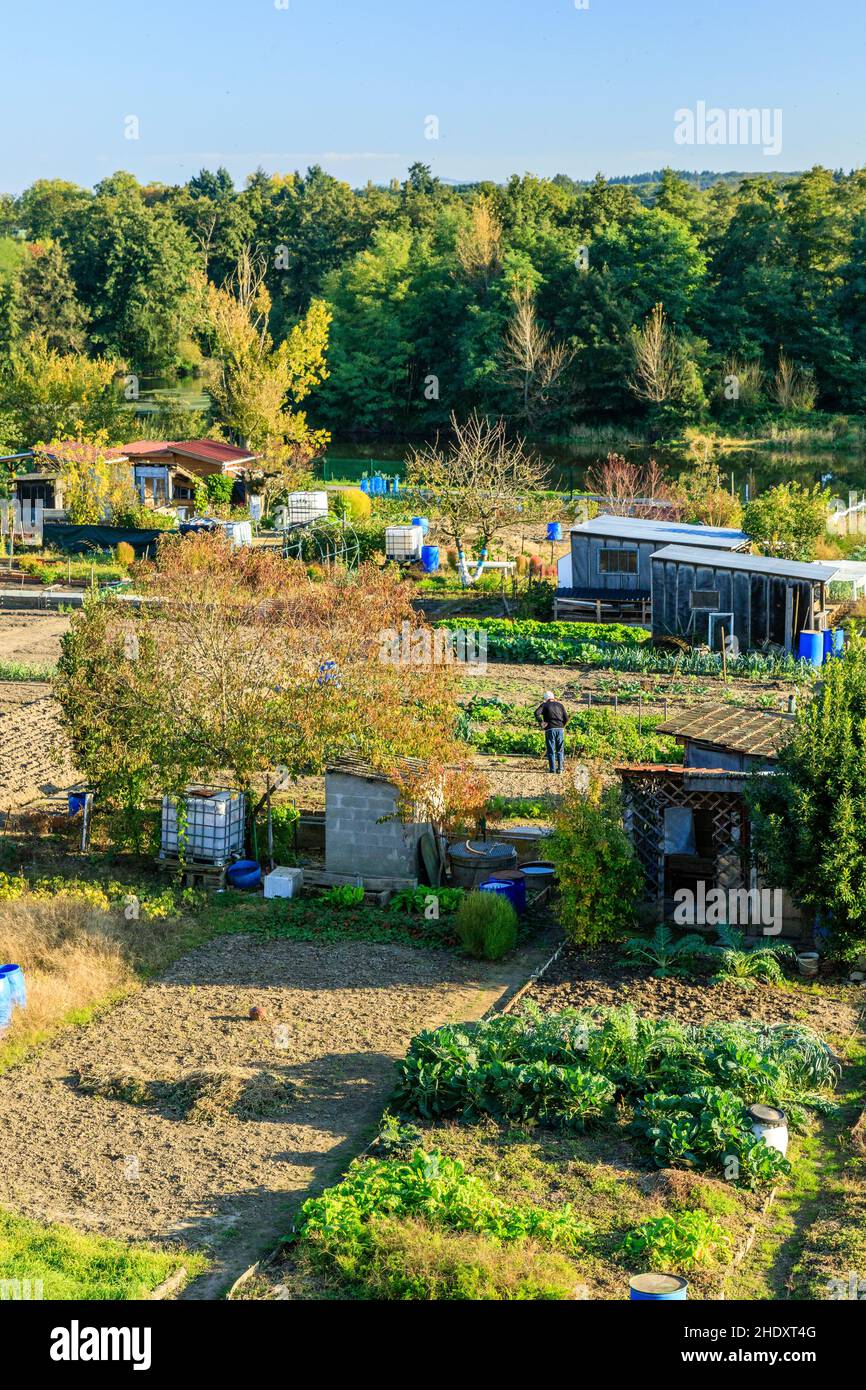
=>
[535,690,569,774]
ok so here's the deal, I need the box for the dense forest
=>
[1,162,866,449]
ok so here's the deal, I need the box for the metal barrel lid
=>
[748,1103,787,1126]
[629,1273,688,1296]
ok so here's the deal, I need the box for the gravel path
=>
[0,932,554,1297]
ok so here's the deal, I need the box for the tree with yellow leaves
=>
[206,248,332,454]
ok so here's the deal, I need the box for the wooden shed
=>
[555,516,748,621]
[650,546,836,654]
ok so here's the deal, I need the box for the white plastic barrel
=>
[748,1104,788,1157]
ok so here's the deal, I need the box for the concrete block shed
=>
[324,756,425,881]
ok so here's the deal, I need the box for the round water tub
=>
[448,840,518,890]
[520,860,556,888]
[227,859,262,890]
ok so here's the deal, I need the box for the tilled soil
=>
[0,612,69,667]
[0,682,76,808]
[0,933,546,1297]
[523,945,862,1036]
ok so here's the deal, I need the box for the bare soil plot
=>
[0,611,69,668]
[0,682,76,809]
[0,931,553,1299]
[524,944,861,1034]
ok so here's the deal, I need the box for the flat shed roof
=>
[651,545,838,582]
[570,515,749,549]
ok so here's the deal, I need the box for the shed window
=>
[599,548,637,575]
[690,589,720,610]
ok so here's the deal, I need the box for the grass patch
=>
[0,660,57,681]
[74,1064,297,1125]
[732,1033,866,1300]
[0,1207,207,1300]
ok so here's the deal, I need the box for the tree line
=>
[2,162,866,450]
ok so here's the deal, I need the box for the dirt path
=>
[0,612,69,667]
[0,930,557,1300]
[0,682,76,809]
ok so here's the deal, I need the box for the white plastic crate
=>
[160,788,246,865]
[385,525,423,561]
[263,866,304,899]
[284,491,329,526]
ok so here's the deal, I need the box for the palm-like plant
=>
[619,925,708,979]
[711,926,796,983]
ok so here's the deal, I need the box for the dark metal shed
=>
[650,546,835,653]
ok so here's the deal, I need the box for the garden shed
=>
[654,703,795,772]
[324,756,424,887]
[555,515,748,621]
[618,758,805,938]
[650,546,835,654]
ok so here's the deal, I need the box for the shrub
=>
[333,486,372,521]
[454,891,518,959]
[548,779,642,946]
[621,1210,734,1270]
[115,541,135,568]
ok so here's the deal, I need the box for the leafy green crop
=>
[619,926,709,978]
[393,1007,837,1184]
[621,1209,734,1270]
[319,884,366,907]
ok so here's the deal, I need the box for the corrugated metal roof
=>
[569,515,749,548]
[656,704,794,758]
[651,545,837,581]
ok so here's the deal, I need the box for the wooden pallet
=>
[155,855,227,890]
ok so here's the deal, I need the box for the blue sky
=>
[1,0,863,193]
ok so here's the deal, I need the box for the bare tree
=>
[628,302,686,404]
[500,288,575,424]
[584,453,679,520]
[406,412,549,584]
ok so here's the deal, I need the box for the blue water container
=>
[798,630,824,667]
[372,475,386,495]
[480,873,526,915]
[412,516,430,535]
[359,478,371,495]
[227,860,262,890]
[68,792,87,816]
[421,545,440,574]
[831,628,845,658]
[546,521,563,542]
[629,1273,688,1300]
[0,977,12,1033]
[0,964,26,1009]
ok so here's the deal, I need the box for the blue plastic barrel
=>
[359,478,371,495]
[798,630,824,667]
[480,874,526,915]
[68,792,87,816]
[546,521,563,542]
[421,545,440,574]
[412,516,430,535]
[0,965,26,1009]
[372,475,386,495]
[227,860,262,890]
[0,977,12,1033]
[629,1274,688,1300]
[831,628,845,658]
